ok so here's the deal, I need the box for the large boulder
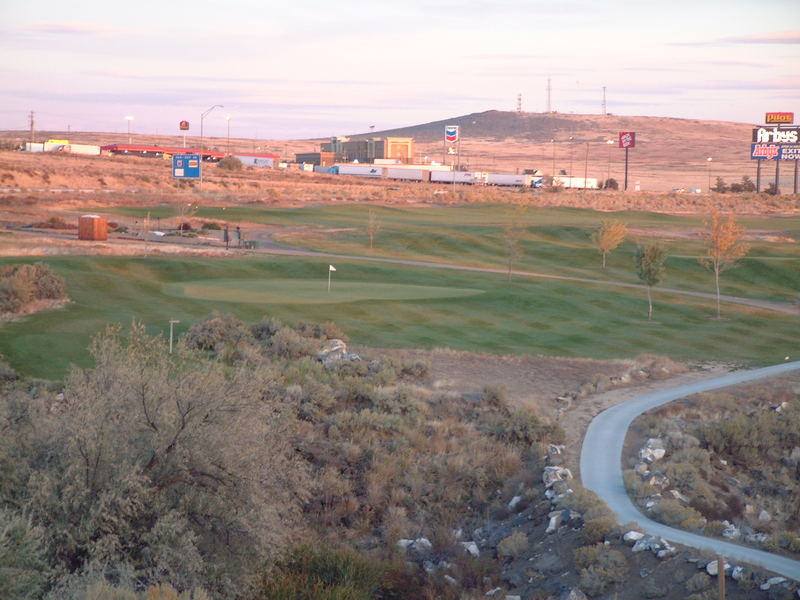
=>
[542,466,573,488]
[639,438,666,463]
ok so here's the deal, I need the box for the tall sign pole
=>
[751,113,797,196]
[445,125,459,185]
[619,132,635,191]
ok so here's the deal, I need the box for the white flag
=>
[329,265,336,271]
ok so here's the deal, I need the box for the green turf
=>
[163,278,482,304]
[1,251,797,380]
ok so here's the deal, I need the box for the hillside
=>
[0,110,778,192]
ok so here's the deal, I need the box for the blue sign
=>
[172,153,201,178]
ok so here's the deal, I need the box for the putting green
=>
[162,278,484,305]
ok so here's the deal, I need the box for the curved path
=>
[581,361,800,580]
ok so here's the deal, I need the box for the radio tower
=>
[602,86,607,116]
[28,110,35,143]
[516,93,522,113]
[546,77,552,113]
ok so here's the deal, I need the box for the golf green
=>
[162,278,484,305]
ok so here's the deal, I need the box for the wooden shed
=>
[78,214,108,241]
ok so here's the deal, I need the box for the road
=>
[581,361,800,580]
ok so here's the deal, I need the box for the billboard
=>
[765,112,794,124]
[172,153,201,178]
[751,144,800,160]
[619,131,635,148]
[751,126,800,144]
[445,125,459,143]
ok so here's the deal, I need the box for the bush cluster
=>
[0,262,67,313]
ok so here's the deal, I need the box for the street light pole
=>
[225,115,232,155]
[124,116,134,144]
[707,157,713,192]
[199,104,223,151]
[169,319,180,354]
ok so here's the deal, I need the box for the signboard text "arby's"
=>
[752,127,800,144]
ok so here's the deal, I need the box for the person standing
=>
[235,226,241,248]
[223,225,230,250]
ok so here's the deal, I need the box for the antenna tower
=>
[516,93,522,113]
[546,77,552,113]
[602,86,607,115]
[28,110,35,143]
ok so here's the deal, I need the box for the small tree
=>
[367,208,380,249]
[593,220,627,268]
[635,243,668,321]
[699,209,749,319]
[602,178,619,190]
[740,175,756,192]
[711,177,728,193]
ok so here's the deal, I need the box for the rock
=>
[623,531,645,544]
[452,528,463,539]
[559,589,588,600]
[485,588,503,597]
[423,560,436,574]
[546,512,563,534]
[758,509,772,522]
[542,466,573,488]
[317,339,348,364]
[669,489,690,503]
[634,462,650,476]
[397,539,414,551]
[508,495,523,511]
[548,444,565,455]
[648,474,669,488]
[656,542,676,559]
[731,566,751,582]
[505,596,521,600]
[444,575,457,585]
[632,535,672,557]
[706,560,731,576]
[639,438,666,463]
[760,576,787,591]
[414,537,432,552]
[744,532,769,544]
[461,541,480,557]
[721,521,741,539]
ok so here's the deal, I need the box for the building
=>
[320,137,415,163]
[294,151,336,166]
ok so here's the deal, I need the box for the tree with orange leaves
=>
[699,209,749,319]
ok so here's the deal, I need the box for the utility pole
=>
[602,86,607,116]
[28,110,35,143]
[546,77,552,113]
[718,556,726,600]
[516,93,522,114]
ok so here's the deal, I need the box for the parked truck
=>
[430,171,485,184]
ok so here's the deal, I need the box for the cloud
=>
[20,22,116,36]
[720,30,800,44]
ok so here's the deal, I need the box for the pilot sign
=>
[173,153,201,179]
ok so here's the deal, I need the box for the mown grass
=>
[99,204,800,303]
[1,252,797,379]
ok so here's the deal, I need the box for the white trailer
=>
[337,164,385,178]
[486,173,532,187]
[430,171,485,184]
[386,168,429,182]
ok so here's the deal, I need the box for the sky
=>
[1,0,798,140]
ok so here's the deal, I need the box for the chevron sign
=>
[445,125,459,143]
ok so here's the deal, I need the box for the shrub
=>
[685,572,711,593]
[217,156,243,171]
[255,546,384,599]
[271,327,320,360]
[577,546,627,596]
[497,530,527,559]
[200,221,222,230]
[582,516,616,543]
[0,263,66,313]
[482,383,509,409]
[642,577,667,598]
[0,359,17,383]
[182,311,256,363]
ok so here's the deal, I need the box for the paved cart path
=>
[580,361,800,580]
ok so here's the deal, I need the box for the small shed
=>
[78,214,108,241]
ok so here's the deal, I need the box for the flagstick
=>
[328,268,331,293]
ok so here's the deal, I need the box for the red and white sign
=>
[619,132,635,148]
[179,120,190,131]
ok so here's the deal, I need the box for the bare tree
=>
[593,219,627,268]
[699,209,749,319]
[635,243,668,321]
[367,208,380,249]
